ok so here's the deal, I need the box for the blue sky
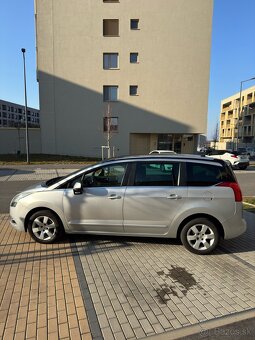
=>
[0,0,254,138]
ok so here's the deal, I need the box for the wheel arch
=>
[24,207,64,232]
[177,213,225,240]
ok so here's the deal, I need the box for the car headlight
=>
[10,192,33,207]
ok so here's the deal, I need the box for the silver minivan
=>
[10,155,246,255]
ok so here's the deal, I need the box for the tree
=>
[212,122,219,149]
[103,103,118,158]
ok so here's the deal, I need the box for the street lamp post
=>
[237,76,255,150]
[21,48,30,164]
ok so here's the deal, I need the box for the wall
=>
[0,128,41,154]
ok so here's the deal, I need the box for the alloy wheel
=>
[31,215,57,241]
[186,223,215,251]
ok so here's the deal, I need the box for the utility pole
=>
[21,48,30,164]
[106,103,111,158]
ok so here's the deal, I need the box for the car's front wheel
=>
[180,218,219,255]
[28,210,64,244]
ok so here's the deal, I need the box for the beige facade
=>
[35,0,213,157]
[219,85,255,148]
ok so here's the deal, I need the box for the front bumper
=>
[9,205,27,232]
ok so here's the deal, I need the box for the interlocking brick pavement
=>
[74,212,255,339]
[0,214,91,340]
[1,210,255,340]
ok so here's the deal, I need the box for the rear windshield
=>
[186,162,235,186]
[206,149,227,155]
[233,151,246,155]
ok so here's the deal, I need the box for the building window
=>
[103,86,118,101]
[103,117,118,132]
[103,53,119,69]
[130,19,139,30]
[103,19,119,36]
[130,53,139,63]
[130,85,138,96]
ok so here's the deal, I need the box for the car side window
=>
[82,164,127,187]
[59,174,83,189]
[186,162,228,186]
[134,162,179,186]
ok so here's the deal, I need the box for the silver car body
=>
[10,156,246,244]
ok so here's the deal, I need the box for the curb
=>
[144,308,255,339]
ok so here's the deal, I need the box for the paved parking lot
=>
[73,212,255,339]
[0,166,255,339]
[0,211,255,339]
[0,215,91,340]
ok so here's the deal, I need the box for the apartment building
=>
[219,85,255,147]
[0,99,40,128]
[35,0,213,157]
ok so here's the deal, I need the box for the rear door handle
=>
[108,194,121,200]
[167,194,182,199]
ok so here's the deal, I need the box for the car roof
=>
[101,154,227,166]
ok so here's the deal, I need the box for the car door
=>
[123,161,187,236]
[63,163,128,232]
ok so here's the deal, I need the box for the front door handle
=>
[167,194,182,200]
[108,194,121,200]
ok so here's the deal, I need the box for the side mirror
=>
[73,182,83,195]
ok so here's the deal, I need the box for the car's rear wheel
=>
[238,165,247,170]
[28,210,64,244]
[180,218,219,255]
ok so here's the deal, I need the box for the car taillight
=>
[216,182,242,202]
[231,155,238,158]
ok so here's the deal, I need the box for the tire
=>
[28,210,64,244]
[180,218,219,255]
[238,166,247,170]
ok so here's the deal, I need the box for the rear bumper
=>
[223,216,247,239]
[232,161,249,169]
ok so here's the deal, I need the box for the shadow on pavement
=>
[0,168,35,177]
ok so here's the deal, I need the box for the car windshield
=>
[43,164,95,187]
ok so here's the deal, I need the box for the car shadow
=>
[213,212,255,255]
[0,168,35,177]
[69,233,181,252]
